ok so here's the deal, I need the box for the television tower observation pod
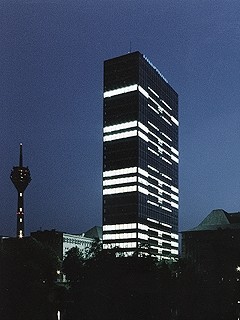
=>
[10,143,31,238]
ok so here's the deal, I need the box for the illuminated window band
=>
[148,86,159,98]
[103,121,137,133]
[103,185,137,195]
[103,176,137,186]
[171,147,179,156]
[104,84,138,98]
[161,132,172,141]
[162,116,172,126]
[103,167,137,178]
[103,84,179,132]
[160,99,172,110]
[171,154,179,164]
[171,116,179,126]
[103,84,173,116]
[103,243,136,249]
[103,232,137,240]
[103,223,137,231]
[171,186,179,194]
[148,103,159,114]
[162,157,172,165]
[103,130,137,142]
[148,121,159,131]
[103,221,179,257]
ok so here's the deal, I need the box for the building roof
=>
[185,209,240,232]
[84,226,102,241]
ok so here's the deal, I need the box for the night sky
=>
[1,0,240,237]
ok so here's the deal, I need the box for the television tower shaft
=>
[10,144,31,238]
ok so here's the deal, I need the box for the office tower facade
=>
[102,52,179,260]
[10,144,31,238]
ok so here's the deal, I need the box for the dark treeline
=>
[0,240,239,320]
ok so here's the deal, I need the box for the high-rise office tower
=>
[102,52,179,259]
[10,144,31,238]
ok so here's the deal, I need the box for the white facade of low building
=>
[63,233,94,258]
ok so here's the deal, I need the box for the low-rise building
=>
[182,209,240,277]
[31,226,102,261]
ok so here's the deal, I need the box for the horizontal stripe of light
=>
[162,116,172,126]
[138,168,148,177]
[171,186,179,194]
[171,249,178,255]
[103,242,136,249]
[138,121,149,133]
[138,85,149,98]
[160,99,172,110]
[103,185,137,195]
[147,200,159,207]
[138,233,149,240]
[149,139,161,150]
[104,84,150,100]
[162,198,171,204]
[148,87,159,98]
[171,116,179,126]
[138,131,149,142]
[148,165,159,173]
[147,217,159,224]
[161,132,172,141]
[162,148,171,157]
[103,233,137,240]
[148,147,159,156]
[160,139,172,149]
[138,223,148,231]
[103,121,137,133]
[171,154,179,163]
[138,185,148,195]
[149,130,159,140]
[103,167,137,177]
[171,233,179,240]
[161,206,172,212]
[171,194,179,202]
[139,175,165,196]
[138,177,148,186]
[148,103,159,114]
[104,84,138,98]
[149,96,162,110]
[171,147,179,156]
[171,202,179,209]
[148,121,159,131]
[103,223,137,231]
[103,176,137,186]
[162,157,172,165]
[160,222,172,228]
[161,173,172,180]
[171,241,179,248]
[162,108,171,118]
[103,129,137,142]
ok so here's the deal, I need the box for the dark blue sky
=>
[1,0,240,236]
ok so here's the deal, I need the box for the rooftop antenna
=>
[129,41,132,53]
[19,143,23,167]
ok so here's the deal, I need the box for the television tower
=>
[10,143,31,238]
